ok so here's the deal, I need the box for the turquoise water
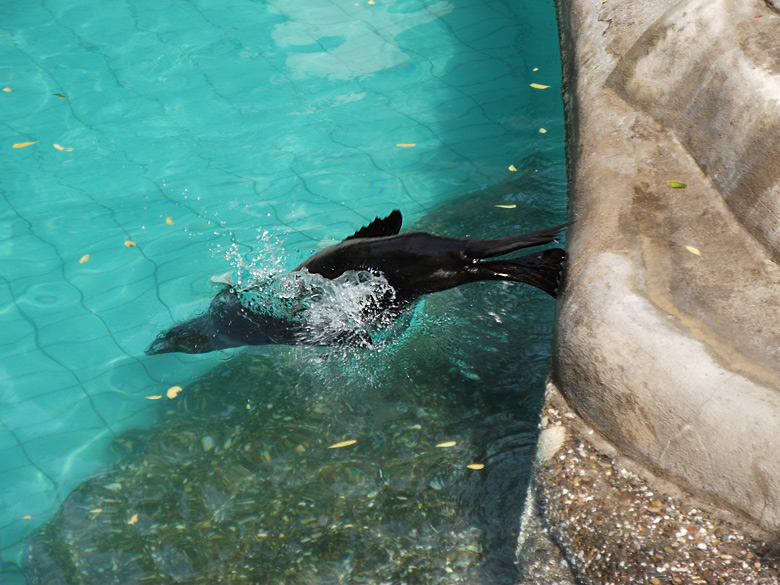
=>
[0,0,565,582]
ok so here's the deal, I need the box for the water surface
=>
[0,0,565,581]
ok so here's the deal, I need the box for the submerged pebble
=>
[201,435,215,452]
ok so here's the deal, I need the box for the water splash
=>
[215,229,289,289]
[236,269,403,348]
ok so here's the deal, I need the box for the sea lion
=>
[145,210,566,355]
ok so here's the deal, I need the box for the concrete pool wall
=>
[522,0,780,579]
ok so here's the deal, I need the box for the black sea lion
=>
[146,210,566,355]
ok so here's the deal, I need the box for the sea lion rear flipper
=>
[477,248,566,298]
[344,210,402,241]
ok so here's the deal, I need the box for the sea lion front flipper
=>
[344,210,402,241]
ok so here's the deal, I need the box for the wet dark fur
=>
[146,210,566,355]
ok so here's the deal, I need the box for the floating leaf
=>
[539,128,547,134]
[685,245,701,256]
[665,180,687,189]
[53,144,65,151]
[146,395,162,400]
[13,141,36,148]
[3,88,11,93]
[166,385,183,399]
[530,83,550,89]
[532,67,539,72]
[496,204,517,209]
[128,513,139,525]
[79,254,90,264]
[435,441,457,448]
[53,93,66,99]
[124,240,136,247]
[466,463,485,470]
[165,216,174,225]
[22,515,32,520]
[396,143,416,148]
[328,439,357,449]
[508,164,517,172]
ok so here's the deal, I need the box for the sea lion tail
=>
[478,248,566,298]
[461,223,568,259]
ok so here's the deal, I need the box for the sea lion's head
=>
[145,316,216,355]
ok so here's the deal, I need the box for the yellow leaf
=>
[166,385,183,399]
[539,128,547,134]
[328,439,357,449]
[508,164,517,172]
[665,180,687,188]
[496,204,517,209]
[13,141,36,148]
[54,144,65,151]
[3,88,11,92]
[466,463,485,470]
[435,441,457,448]
[530,83,550,89]
[146,395,162,400]
[22,515,32,520]
[532,67,539,72]
[128,513,139,525]
[79,254,90,264]
[685,245,701,256]
[124,240,136,247]
[165,216,174,225]
[396,143,416,148]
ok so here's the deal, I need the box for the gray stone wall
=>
[551,0,780,531]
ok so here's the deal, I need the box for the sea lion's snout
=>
[145,336,175,355]
[145,318,216,355]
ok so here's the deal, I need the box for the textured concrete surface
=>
[520,384,780,585]
[551,0,780,534]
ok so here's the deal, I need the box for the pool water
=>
[0,0,565,582]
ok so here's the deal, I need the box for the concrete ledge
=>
[552,0,780,532]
